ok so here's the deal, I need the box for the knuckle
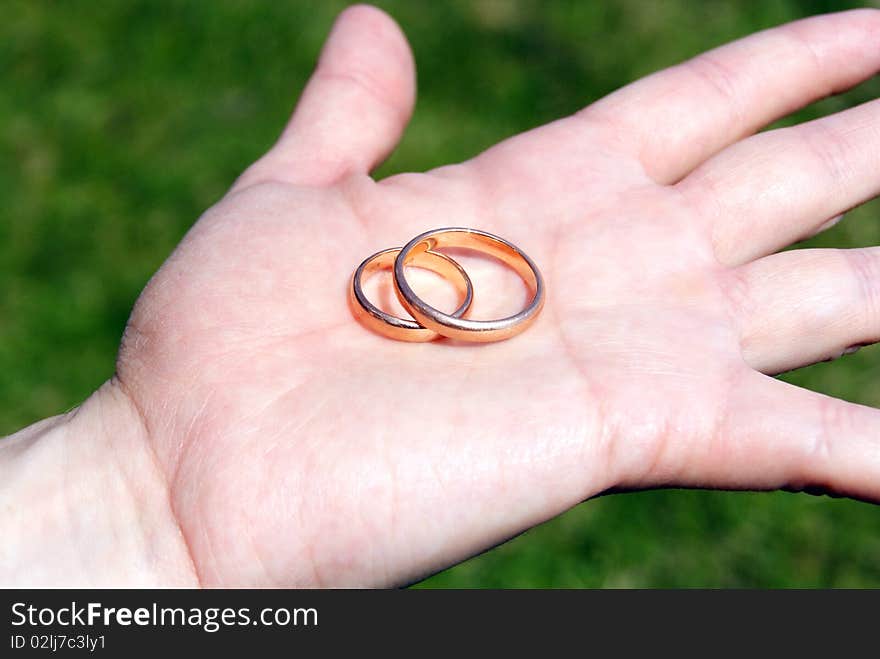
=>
[679,53,744,124]
[720,265,757,341]
[842,248,880,333]
[794,120,855,189]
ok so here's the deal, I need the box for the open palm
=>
[115,6,880,586]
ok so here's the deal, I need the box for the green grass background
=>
[3,0,879,587]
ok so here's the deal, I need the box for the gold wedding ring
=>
[350,227,544,343]
[349,247,473,342]
[394,228,544,342]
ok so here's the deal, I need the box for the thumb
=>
[235,4,416,190]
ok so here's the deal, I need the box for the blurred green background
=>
[3,0,879,587]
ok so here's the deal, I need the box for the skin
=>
[2,5,880,587]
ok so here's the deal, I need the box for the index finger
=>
[581,9,880,183]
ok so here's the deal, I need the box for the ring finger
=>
[733,247,880,374]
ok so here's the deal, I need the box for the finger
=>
[680,97,880,265]
[726,373,880,502]
[233,4,416,190]
[732,247,880,375]
[580,9,880,184]
[621,368,880,502]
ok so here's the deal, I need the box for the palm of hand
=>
[116,7,880,586]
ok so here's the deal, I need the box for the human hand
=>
[5,6,880,587]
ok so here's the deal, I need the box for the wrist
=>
[0,379,199,587]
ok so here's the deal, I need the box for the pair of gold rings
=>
[349,227,545,343]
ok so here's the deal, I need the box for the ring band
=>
[349,247,473,342]
[393,228,545,342]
